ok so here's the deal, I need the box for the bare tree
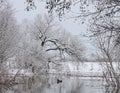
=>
[24,0,120,92]
[90,15,120,93]
[24,14,85,73]
[0,2,21,91]
[31,14,84,61]
[0,4,19,63]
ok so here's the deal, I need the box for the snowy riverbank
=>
[48,62,118,77]
[5,62,119,77]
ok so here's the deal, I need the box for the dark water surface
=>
[6,75,105,93]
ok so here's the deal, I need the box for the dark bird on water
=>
[57,79,62,84]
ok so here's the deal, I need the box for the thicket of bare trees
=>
[24,0,120,92]
[90,19,120,93]
[44,0,120,92]
[0,1,86,91]
[0,1,20,91]
[1,12,85,76]
[31,15,84,61]
[0,6,19,63]
[18,14,85,73]
[2,0,120,92]
[88,1,120,93]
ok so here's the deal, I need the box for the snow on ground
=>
[8,69,33,77]
[49,62,119,76]
[4,61,120,77]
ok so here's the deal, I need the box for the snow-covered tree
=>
[30,14,85,62]
[0,3,19,63]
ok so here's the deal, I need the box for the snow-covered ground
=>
[5,61,119,77]
[7,69,33,77]
[49,62,119,77]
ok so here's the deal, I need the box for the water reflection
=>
[5,75,105,93]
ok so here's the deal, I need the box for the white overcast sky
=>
[10,0,96,59]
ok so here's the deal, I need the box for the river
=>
[5,75,105,93]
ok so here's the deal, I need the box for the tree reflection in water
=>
[4,75,105,93]
[105,83,120,93]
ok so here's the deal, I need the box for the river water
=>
[4,74,106,93]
